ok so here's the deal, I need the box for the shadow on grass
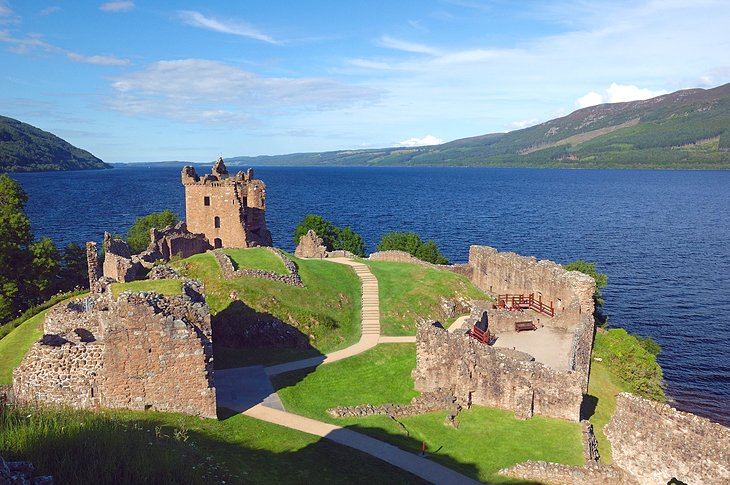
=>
[212,300,322,369]
[1,405,429,485]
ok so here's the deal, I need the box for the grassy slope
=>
[274,344,583,483]
[110,279,183,299]
[224,247,287,273]
[0,405,425,484]
[586,362,624,464]
[173,252,361,366]
[0,310,46,384]
[364,261,487,335]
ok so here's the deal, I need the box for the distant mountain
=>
[0,116,110,172]
[228,83,730,169]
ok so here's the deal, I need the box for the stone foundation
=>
[412,321,584,421]
[605,393,730,485]
[327,388,458,419]
[212,248,303,287]
[136,221,212,268]
[12,281,216,418]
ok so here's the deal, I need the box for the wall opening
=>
[214,216,221,228]
[204,196,210,206]
[214,238,222,249]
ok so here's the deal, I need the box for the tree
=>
[376,232,448,265]
[126,210,179,254]
[0,175,33,322]
[563,260,608,326]
[293,214,365,257]
[58,242,89,290]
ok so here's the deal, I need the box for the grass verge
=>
[0,310,47,384]
[0,404,425,484]
[586,361,625,464]
[274,344,583,483]
[364,261,487,335]
[224,248,287,274]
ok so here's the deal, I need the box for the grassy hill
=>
[0,115,110,172]
[228,82,730,169]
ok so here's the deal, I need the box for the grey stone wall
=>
[500,462,637,485]
[212,248,303,287]
[412,321,584,421]
[605,393,730,485]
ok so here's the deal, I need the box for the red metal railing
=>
[496,293,554,317]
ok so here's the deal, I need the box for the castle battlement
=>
[181,158,272,248]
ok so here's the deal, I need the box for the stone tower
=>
[181,158,273,248]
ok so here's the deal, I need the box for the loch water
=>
[10,165,730,426]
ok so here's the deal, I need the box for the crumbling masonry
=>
[182,158,272,249]
[12,279,217,418]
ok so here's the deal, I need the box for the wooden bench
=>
[515,320,537,332]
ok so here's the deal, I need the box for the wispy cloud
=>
[100,1,134,13]
[0,0,11,17]
[109,59,380,123]
[398,135,443,147]
[576,83,669,108]
[509,118,540,130]
[0,30,129,65]
[178,10,278,44]
[378,35,442,55]
[40,6,61,16]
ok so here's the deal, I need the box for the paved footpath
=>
[222,257,485,484]
[265,258,381,376]
[244,403,484,485]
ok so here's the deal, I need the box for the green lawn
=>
[173,253,362,367]
[364,261,488,335]
[586,361,625,464]
[0,404,425,485]
[224,247,287,274]
[274,344,583,483]
[0,310,47,384]
[110,279,183,299]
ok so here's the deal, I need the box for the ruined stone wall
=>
[605,393,730,485]
[102,232,139,283]
[294,230,328,259]
[368,251,472,278]
[13,283,217,418]
[500,462,637,485]
[100,291,216,418]
[182,161,272,249]
[468,246,595,328]
[136,221,211,267]
[212,249,303,287]
[412,322,584,421]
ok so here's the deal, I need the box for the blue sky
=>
[1,1,729,162]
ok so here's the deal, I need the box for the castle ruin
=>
[181,158,272,249]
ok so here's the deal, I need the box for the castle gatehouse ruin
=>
[413,245,597,421]
[12,281,217,418]
[181,158,272,249]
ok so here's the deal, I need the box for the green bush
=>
[563,260,608,326]
[293,214,364,257]
[126,210,179,254]
[376,232,448,264]
[593,328,665,402]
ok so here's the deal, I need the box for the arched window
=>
[214,238,222,249]
[214,216,221,228]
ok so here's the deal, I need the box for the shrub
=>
[376,232,448,264]
[126,210,179,254]
[563,260,608,326]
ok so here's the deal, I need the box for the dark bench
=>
[515,320,537,332]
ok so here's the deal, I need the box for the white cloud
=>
[178,10,278,44]
[577,91,604,108]
[509,118,540,130]
[576,83,670,108]
[40,6,61,16]
[100,1,134,13]
[398,135,443,147]
[66,52,129,66]
[0,30,128,65]
[0,1,12,17]
[378,35,442,55]
[109,59,380,123]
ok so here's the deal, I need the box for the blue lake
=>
[11,165,730,426]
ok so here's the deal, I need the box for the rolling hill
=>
[229,83,730,169]
[0,116,110,172]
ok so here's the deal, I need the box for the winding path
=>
[216,257,483,484]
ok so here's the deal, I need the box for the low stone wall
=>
[412,321,584,421]
[1,454,54,485]
[605,393,730,485]
[13,281,217,418]
[328,388,457,419]
[212,248,303,287]
[500,462,637,485]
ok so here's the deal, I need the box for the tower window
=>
[204,196,210,206]
[214,216,221,228]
